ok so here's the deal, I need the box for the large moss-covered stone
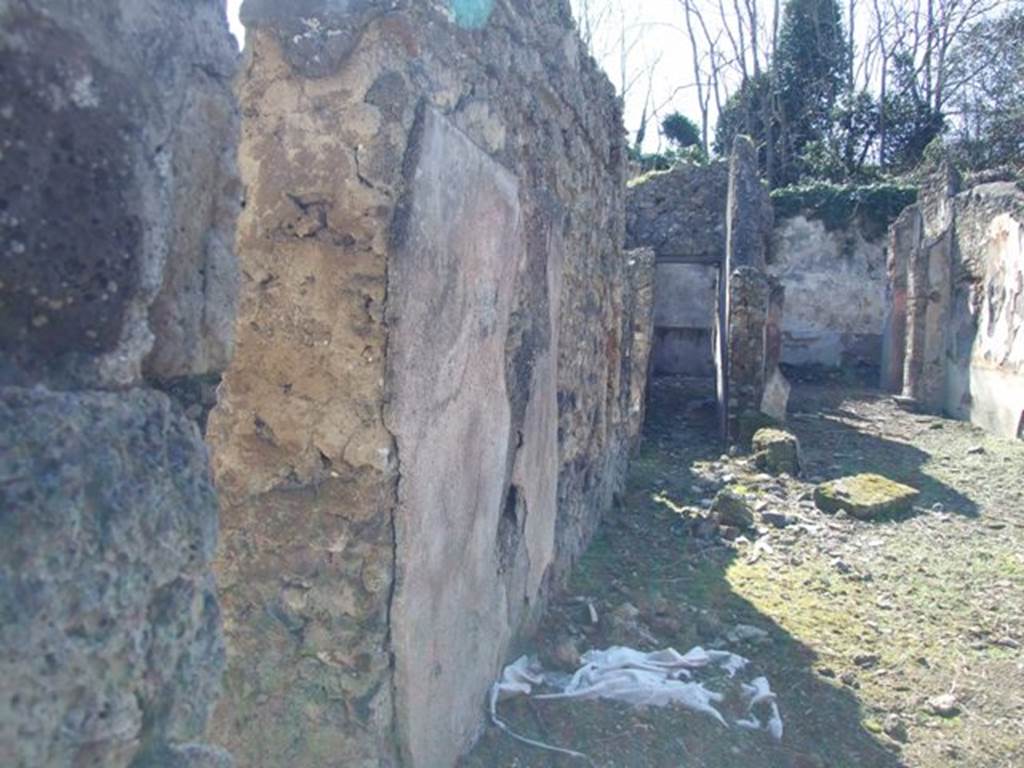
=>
[752,427,802,475]
[814,474,919,518]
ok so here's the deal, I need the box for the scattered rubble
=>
[712,488,756,529]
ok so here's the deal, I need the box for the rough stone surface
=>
[726,136,772,271]
[814,474,919,518]
[723,267,786,436]
[881,206,920,391]
[0,3,238,767]
[751,427,801,475]
[711,487,755,528]
[0,0,240,390]
[883,162,1024,438]
[208,3,652,766]
[0,388,225,767]
[626,162,728,262]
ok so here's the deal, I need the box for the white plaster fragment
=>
[69,74,100,109]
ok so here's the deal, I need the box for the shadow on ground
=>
[788,387,979,520]
[461,376,905,768]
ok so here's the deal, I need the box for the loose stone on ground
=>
[814,473,920,519]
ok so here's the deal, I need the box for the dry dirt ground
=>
[462,375,1024,768]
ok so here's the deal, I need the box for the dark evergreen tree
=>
[774,0,848,183]
[660,112,701,149]
[713,0,849,186]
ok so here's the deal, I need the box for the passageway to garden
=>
[464,375,1024,768]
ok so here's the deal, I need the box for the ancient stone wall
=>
[0,1,240,765]
[627,163,889,376]
[884,167,1024,439]
[718,137,784,440]
[626,162,728,262]
[626,162,726,376]
[946,184,1024,437]
[208,2,652,766]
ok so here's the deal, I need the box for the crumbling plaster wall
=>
[208,2,653,767]
[0,1,240,766]
[945,184,1024,438]
[626,163,887,375]
[884,169,1024,439]
[770,215,887,369]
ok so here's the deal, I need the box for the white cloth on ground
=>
[490,645,783,761]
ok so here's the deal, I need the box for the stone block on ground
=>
[711,487,755,528]
[814,474,919,519]
[752,427,802,475]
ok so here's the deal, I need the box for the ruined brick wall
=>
[208,2,653,766]
[883,167,1024,439]
[0,1,239,765]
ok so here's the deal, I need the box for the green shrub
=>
[770,181,917,240]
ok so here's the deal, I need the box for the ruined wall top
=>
[726,135,773,271]
[918,154,962,240]
[625,161,728,262]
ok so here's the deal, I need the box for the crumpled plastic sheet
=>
[489,645,783,761]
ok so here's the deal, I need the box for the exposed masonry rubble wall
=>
[627,162,726,376]
[718,136,785,439]
[883,164,1024,439]
[208,2,654,767]
[627,164,888,376]
[0,1,239,766]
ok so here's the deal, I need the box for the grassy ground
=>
[461,376,1024,768]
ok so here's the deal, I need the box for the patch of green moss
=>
[771,182,918,240]
[814,473,920,518]
[751,427,802,475]
[627,167,674,188]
